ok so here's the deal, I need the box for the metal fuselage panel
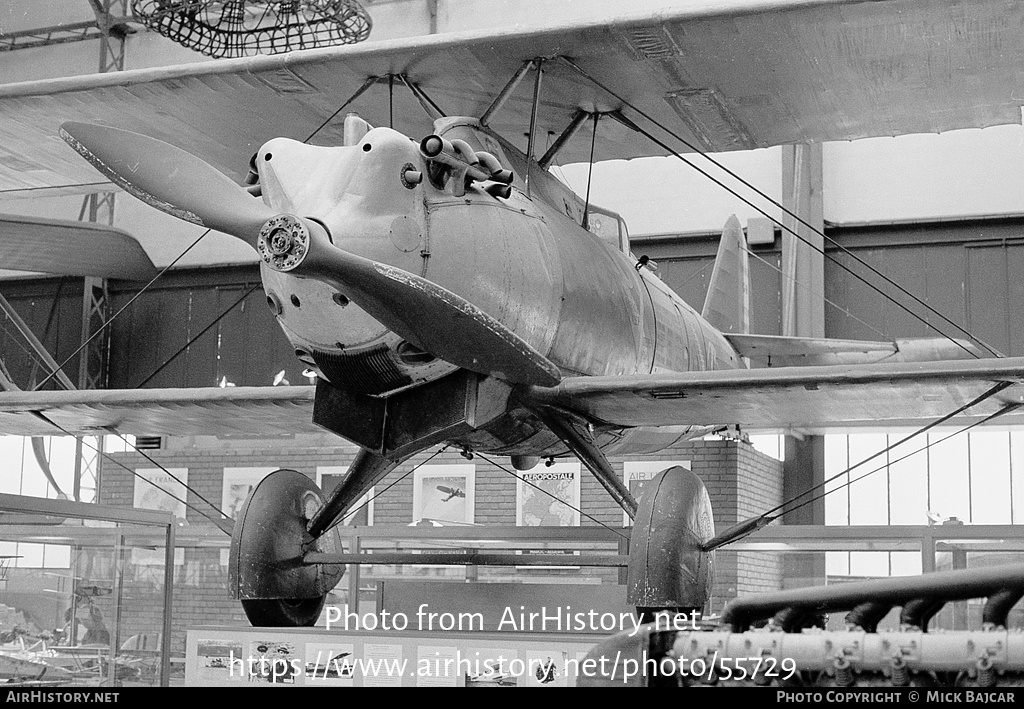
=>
[255,121,741,458]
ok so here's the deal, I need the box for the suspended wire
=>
[302,76,376,143]
[705,382,1016,550]
[110,431,231,526]
[475,452,630,541]
[558,57,997,359]
[32,228,213,392]
[782,402,1022,522]
[31,412,232,534]
[671,256,720,294]
[766,381,1013,520]
[28,277,68,388]
[743,246,890,341]
[337,446,449,525]
[0,321,52,380]
[37,83,374,395]
[617,120,983,360]
[19,87,374,514]
[134,283,261,388]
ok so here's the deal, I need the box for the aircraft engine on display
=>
[581,563,1024,688]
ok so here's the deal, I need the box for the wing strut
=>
[480,59,535,127]
[533,407,638,518]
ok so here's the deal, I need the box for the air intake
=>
[131,1,372,58]
[135,436,163,450]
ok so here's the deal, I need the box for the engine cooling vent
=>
[312,345,411,395]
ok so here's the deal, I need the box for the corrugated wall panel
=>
[212,285,305,388]
[109,287,201,389]
[0,280,82,391]
[965,242,1024,357]
[104,267,300,390]
[825,243,972,346]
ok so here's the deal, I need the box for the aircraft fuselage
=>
[257,118,741,460]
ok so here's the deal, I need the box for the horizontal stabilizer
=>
[725,333,984,368]
[0,213,156,281]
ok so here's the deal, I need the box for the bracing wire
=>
[32,228,213,392]
[623,120,983,360]
[337,446,449,525]
[559,57,998,359]
[134,283,261,388]
[781,402,1022,523]
[110,432,231,526]
[475,452,630,541]
[581,112,599,230]
[32,412,233,534]
[20,86,375,518]
[743,246,891,341]
[766,382,1014,519]
[704,382,1016,550]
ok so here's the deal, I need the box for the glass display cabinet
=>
[0,493,174,687]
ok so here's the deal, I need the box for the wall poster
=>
[622,460,691,526]
[516,462,581,527]
[221,467,277,520]
[412,464,475,525]
[133,467,189,521]
[317,466,373,526]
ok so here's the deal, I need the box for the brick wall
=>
[99,434,783,652]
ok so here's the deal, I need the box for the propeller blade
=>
[60,122,274,245]
[0,213,156,281]
[261,216,562,387]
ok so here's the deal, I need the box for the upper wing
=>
[0,386,316,437]
[1,0,1022,198]
[528,358,1024,432]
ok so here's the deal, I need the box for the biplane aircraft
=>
[2,0,1024,627]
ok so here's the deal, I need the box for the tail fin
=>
[701,215,750,334]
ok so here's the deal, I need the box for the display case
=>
[0,493,175,686]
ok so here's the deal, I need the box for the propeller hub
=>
[258,214,309,271]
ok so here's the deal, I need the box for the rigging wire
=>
[580,112,599,230]
[110,431,231,527]
[559,57,998,359]
[0,321,52,380]
[31,228,213,392]
[31,412,232,534]
[337,446,448,525]
[781,403,1022,523]
[743,246,891,341]
[27,277,68,388]
[766,381,1014,519]
[615,118,983,360]
[703,381,1016,550]
[475,451,630,541]
[19,87,371,517]
[38,80,379,397]
[134,283,261,388]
